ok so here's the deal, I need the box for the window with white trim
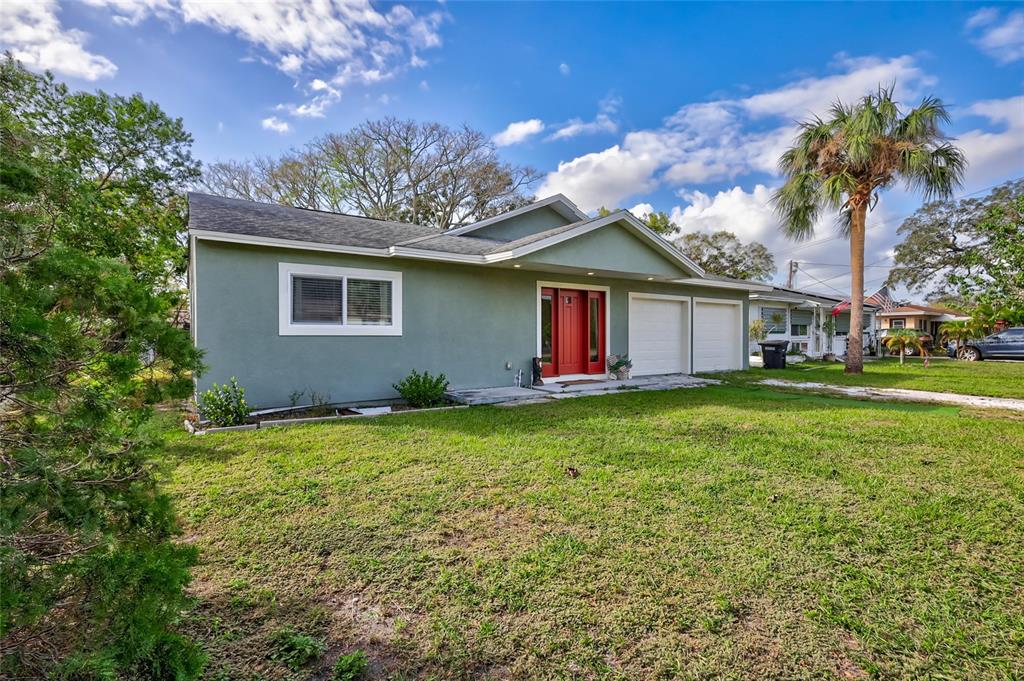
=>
[760,306,788,334]
[279,263,402,336]
[890,319,905,329]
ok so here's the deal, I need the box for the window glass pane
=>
[760,307,787,333]
[589,297,599,362]
[347,278,392,325]
[292,276,343,323]
[541,294,553,364]
[791,324,809,336]
[791,309,812,325]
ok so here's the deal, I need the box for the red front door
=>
[540,288,605,377]
[558,290,584,374]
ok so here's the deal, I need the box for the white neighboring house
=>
[748,286,880,359]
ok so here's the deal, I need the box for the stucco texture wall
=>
[193,240,748,408]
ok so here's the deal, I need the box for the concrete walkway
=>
[447,374,719,406]
[759,378,1024,412]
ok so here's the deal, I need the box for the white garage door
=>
[693,300,742,372]
[629,296,689,375]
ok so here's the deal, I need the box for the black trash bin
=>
[758,340,790,369]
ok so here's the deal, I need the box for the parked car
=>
[962,327,1024,361]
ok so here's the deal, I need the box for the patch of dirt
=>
[312,592,421,680]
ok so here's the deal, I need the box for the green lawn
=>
[719,357,1024,400]
[158,386,1024,680]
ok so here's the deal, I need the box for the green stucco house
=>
[188,193,770,408]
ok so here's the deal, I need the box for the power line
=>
[796,269,849,298]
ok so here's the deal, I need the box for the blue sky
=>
[3,1,1022,297]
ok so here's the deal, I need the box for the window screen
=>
[292,276,343,323]
[346,278,392,326]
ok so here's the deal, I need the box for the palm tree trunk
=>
[845,202,867,374]
[900,346,905,365]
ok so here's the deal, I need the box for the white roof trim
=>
[445,194,588,236]
[191,211,715,278]
[675,277,773,292]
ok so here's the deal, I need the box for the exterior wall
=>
[749,301,819,355]
[468,206,571,241]
[193,239,747,408]
[521,224,688,277]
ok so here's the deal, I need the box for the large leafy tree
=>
[597,206,679,236]
[773,87,965,374]
[1,57,204,677]
[887,179,1023,303]
[675,231,775,281]
[201,118,541,230]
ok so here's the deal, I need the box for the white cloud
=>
[83,0,174,26]
[261,116,291,134]
[3,0,447,117]
[538,145,660,212]
[629,202,655,219]
[277,78,341,118]
[958,95,1024,189]
[739,54,935,119]
[559,62,570,76]
[549,114,617,140]
[539,54,939,210]
[418,79,429,91]
[278,53,303,74]
[0,0,117,80]
[548,93,621,140]
[966,7,1024,63]
[493,119,545,146]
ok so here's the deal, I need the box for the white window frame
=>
[278,262,402,336]
[890,319,905,329]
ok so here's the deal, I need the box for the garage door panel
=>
[629,297,688,376]
[693,301,741,372]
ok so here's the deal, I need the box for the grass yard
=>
[156,385,1024,680]
[719,357,1024,400]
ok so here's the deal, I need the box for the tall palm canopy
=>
[773,87,966,374]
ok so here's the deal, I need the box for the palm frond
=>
[835,208,854,238]
[902,142,966,201]
[820,171,854,210]
[897,96,951,142]
[772,171,822,240]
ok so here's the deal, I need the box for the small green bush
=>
[198,377,249,426]
[393,369,449,408]
[333,650,369,681]
[268,627,325,670]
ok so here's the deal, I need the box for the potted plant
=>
[607,354,632,380]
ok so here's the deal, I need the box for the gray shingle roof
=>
[188,193,439,249]
[401,234,508,255]
[486,216,598,253]
[187,192,602,258]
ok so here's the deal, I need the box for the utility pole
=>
[786,260,798,288]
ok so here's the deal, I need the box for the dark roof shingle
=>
[188,193,439,249]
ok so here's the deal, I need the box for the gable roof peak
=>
[445,193,589,236]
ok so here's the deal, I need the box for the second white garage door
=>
[629,296,689,375]
[693,300,742,372]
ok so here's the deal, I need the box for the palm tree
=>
[884,329,928,365]
[938,319,976,359]
[773,87,966,374]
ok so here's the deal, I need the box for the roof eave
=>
[445,194,588,236]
